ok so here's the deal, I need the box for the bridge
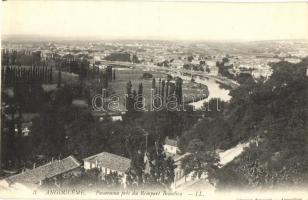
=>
[100,60,240,89]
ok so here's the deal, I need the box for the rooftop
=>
[164,136,178,147]
[4,156,81,186]
[83,152,131,173]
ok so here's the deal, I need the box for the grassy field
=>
[52,70,79,85]
[109,69,165,108]
[109,68,207,108]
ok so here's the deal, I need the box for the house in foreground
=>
[83,152,131,185]
[162,137,193,190]
[163,136,180,156]
[0,156,81,191]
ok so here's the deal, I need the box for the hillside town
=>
[1,38,308,195]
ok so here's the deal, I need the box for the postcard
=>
[1,1,308,200]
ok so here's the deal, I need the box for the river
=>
[173,74,232,110]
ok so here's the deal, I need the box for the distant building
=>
[14,122,32,137]
[223,62,233,67]
[91,111,124,122]
[163,136,180,156]
[72,99,89,108]
[40,50,53,61]
[0,156,81,191]
[8,113,39,137]
[110,115,122,122]
[284,58,301,64]
[83,152,131,178]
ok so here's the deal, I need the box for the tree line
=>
[2,66,53,86]
[125,76,183,113]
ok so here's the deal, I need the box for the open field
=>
[52,70,79,85]
[109,68,207,108]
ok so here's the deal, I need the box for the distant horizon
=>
[2,33,308,43]
[2,1,307,42]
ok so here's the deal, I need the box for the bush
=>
[142,72,153,79]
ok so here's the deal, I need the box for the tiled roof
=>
[83,152,131,173]
[5,156,81,186]
[165,137,178,147]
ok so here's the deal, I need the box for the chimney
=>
[33,163,36,169]
[51,157,54,163]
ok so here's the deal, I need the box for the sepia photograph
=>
[0,1,308,199]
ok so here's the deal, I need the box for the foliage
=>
[181,150,220,183]
[218,58,308,189]
[142,72,153,79]
[180,58,308,189]
[183,63,204,72]
[148,145,176,187]
[104,52,132,62]
[126,144,176,189]
[62,168,122,189]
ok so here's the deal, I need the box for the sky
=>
[1,1,308,41]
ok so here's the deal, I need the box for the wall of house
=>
[111,116,122,121]
[84,161,125,177]
[163,144,178,155]
[84,161,91,170]
[83,161,130,188]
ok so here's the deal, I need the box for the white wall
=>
[84,161,91,170]
[164,144,178,155]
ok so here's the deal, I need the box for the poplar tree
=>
[138,83,144,109]
[57,64,62,88]
[113,69,116,80]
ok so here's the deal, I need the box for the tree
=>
[213,58,308,189]
[103,172,122,187]
[148,143,176,188]
[125,81,135,112]
[187,55,194,62]
[113,69,116,80]
[102,72,108,89]
[161,80,165,104]
[53,85,73,107]
[132,54,140,63]
[5,100,17,168]
[206,67,210,73]
[126,142,176,189]
[30,105,68,158]
[106,66,113,81]
[138,83,143,96]
[181,150,220,183]
[57,64,62,88]
[126,151,145,187]
[104,52,131,62]
[175,77,183,104]
[137,83,144,110]
[126,80,132,95]
[142,73,153,79]
[152,78,156,89]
